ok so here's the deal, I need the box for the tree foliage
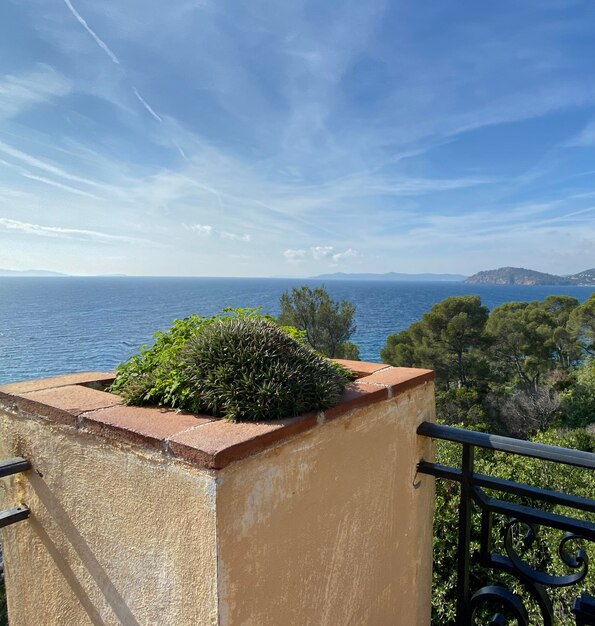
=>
[381,296,489,388]
[560,358,595,429]
[568,293,595,357]
[382,293,589,395]
[384,293,594,624]
[278,285,359,359]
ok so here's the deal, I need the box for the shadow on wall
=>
[28,473,142,626]
[1,573,7,626]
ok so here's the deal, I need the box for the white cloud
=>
[62,0,121,65]
[221,230,251,242]
[310,245,334,260]
[186,223,250,242]
[0,218,143,243]
[331,248,358,263]
[0,140,103,189]
[283,248,306,262]
[0,66,71,119]
[566,119,595,147]
[20,173,101,199]
[186,223,213,235]
[62,0,164,127]
[132,87,163,123]
[288,246,358,264]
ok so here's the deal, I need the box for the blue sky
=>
[1,0,595,276]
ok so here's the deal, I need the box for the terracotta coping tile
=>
[357,367,435,396]
[0,372,115,395]
[7,396,78,427]
[0,363,434,468]
[82,405,213,450]
[21,384,122,414]
[332,359,391,377]
[167,412,318,469]
[321,381,389,422]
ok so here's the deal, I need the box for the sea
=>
[0,277,593,385]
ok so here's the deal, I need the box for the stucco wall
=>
[0,370,435,626]
[0,415,218,626]
[216,381,435,626]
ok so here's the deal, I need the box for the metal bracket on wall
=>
[0,457,31,528]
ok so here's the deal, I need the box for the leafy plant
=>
[182,317,349,421]
[111,309,347,420]
[110,308,302,411]
[560,358,595,429]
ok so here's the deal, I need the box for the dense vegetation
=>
[382,292,595,624]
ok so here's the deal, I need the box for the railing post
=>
[456,443,474,625]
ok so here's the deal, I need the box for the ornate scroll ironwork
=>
[417,422,595,625]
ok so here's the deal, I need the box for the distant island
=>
[0,268,67,277]
[465,267,595,286]
[311,272,468,282]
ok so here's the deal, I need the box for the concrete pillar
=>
[0,362,435,626]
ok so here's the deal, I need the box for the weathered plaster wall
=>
[0,414,218,626]
[216,381,435,626]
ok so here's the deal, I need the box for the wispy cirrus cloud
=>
[4,0,595,276]
[132,87,162,122]
[0,139,104,189]
[61,0,163,124]
[566,119,595,147]
[20,173,101,199]
[0,218,144,244]
[61,0,121,65]
[0,66,71,120]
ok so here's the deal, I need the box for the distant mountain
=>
[0,268,67,277]
[568,268,595,285]
[465,267,595,286]
[311,272,468,282]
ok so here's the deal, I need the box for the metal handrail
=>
[417,421,595,626]
[417,421,595,469]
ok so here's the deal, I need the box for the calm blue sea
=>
[0,277,593,385]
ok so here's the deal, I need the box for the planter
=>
[0,360,435,626]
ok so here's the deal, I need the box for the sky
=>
[1,0,595,277]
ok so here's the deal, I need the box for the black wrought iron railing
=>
[417,422,595,626]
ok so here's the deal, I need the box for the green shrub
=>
[560,359,595,429]
[111,310,347,421]
[182,317,349,421]
[110,308,307,412]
